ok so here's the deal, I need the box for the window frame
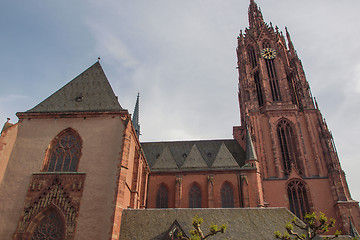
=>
[43,128,82,172]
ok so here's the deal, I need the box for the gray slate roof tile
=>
[141,139,246,172]
[119,208,305,240]
[27,62,123,113]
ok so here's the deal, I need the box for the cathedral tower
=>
[234,0,360,233]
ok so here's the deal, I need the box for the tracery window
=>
[189,184,201,208]
[262,41,281,102]
[156,184,168,208]
[221,182,234,208]
[277,119,302,175]
[31,211,65,240]
[45,128,81,172]
[287,180,310,219]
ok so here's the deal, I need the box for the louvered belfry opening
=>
[263,42,281,102]
[247,46,258,68]
[254,71,264,106]
[247,46,264,107]
[277,120,302,175]
[156,184,168,208]
[287,180,310,219]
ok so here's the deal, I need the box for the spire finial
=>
[97,56,101,62]
[285,27,297,57]
[248,0,264,29]
[132,93,141,138]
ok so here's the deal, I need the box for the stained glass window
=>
[288,180,310,219]
[156,184,168,208]
[46,129,81,172]
[31,211,65,240]
[221,183,234,208]
[189,184,201,208]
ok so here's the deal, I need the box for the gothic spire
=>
[132,93,141,138]
[245,125,257,161]
[248,0,264,29]
[285,27,298,58]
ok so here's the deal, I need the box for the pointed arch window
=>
[221,182,234,208]
[189,184,201,208]
[31,210,65,240]
[254,71,264,106]
[277,120,302,175]
[262,41,281,102]
[156,184,168,208]
[45,128,81,172]
[247,46,258,68]
[287,180,310,219]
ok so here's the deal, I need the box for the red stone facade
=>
[232,0,360,233]
[0,1,359,239]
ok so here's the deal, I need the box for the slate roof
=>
[119,208,304,240]
[27,62,123,113]
[141,139,246,172]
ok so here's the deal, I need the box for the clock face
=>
[261,48,277,59]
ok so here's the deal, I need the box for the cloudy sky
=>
[1,1,360,202]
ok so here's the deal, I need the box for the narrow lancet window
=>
[156,184,168,208]
[221,182,234,208]
[262,41,281,101]
[254,71,264,106]
[247,46,258,68]
[265,59,281,101]
[189,184,201,208]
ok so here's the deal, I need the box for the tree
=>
[178,215,226,240]
[274,212,341,240]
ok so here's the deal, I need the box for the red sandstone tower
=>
[233,0,360,233]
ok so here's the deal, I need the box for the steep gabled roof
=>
[27,62,123,113]
[151,146,178,171]
[141,139,245,172]
[181,144,208,169]
[211,143,240,169]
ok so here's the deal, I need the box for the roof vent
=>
[76,96,83,102]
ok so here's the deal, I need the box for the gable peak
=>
[26,61,123,114]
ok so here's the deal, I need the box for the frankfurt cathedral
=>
[0,1,359,239]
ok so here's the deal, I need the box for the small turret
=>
[245,125,257,162]
[132,93,140,138]
[285,27,298,58]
